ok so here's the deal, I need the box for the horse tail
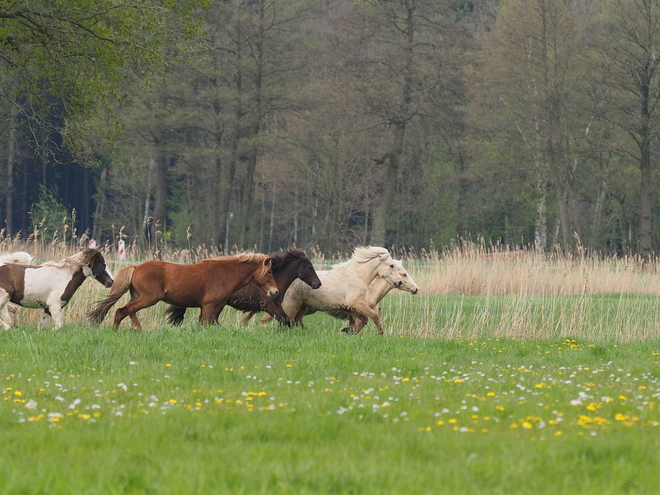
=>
[89,266,136,324]
[164,305,186,326]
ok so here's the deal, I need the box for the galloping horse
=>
[0,251,35,327]
[338,259,419,334]
[165,248,321,327]
[277,246,401,334]
[0,248,114,330]
[89,253,279,329]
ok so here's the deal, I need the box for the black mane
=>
[269,248,306,270]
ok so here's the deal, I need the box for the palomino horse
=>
[0,251,35,327]
[0,248,114,330]
[277,246,402,334]
[338,259,419,334]
[89,253,279,329]
[165,248,322,327]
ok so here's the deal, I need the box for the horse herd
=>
[0,246,419,334]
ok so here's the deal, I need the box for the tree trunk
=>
[237,4,265,248]
[371,0,415,246]
[6,120,15,235]
[152,148,168,253]
[372,122,405,245]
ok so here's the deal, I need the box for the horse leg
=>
[239,310,257,325]
[0,291,13,330]
[340,315,356,333]
[266,301,293,327]
[350,301,384,334]
[342,314,368,334]
[4,303,18,328]
[46,303,64,330]
[114,306,143,330]
[200,303,225,324]
[293,306,307,327]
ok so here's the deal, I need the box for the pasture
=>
[1,244,660,493]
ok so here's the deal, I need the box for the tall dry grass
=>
[406,242,660,296]
[3,233,660,339]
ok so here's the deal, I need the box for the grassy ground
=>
[1,306,660,494]
[2,244,660,493]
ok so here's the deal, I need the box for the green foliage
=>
[29,185,72,243]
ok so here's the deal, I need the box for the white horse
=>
[278,246,402,334]
[0,251,35,327]
[0,248,114,330]
[338,259,419,334]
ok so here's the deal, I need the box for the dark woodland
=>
[2,0,660,256]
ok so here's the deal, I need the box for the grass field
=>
[2,242,660,493]
[2,295,660,494]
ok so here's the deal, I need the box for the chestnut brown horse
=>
[164,248,321,327]
[89,253,278,329]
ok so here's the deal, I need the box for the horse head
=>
[297,256,322,289]
[393,260,419,294]
[83,248,114,288]
[253,256,279,298]
[377,257,404,289]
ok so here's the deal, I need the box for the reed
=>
[408,241,660,296]
[4,234,660,340]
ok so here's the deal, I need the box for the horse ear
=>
[89,249,100,267]
[264,257,273,267]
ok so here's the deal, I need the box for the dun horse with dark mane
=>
[89,253,278,329]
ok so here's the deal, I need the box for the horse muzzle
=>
[267,288,279,298]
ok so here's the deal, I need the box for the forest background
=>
[1,0,659,258]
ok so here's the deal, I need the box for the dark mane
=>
[270,248,306,270]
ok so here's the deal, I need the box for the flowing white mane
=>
[0,251,34,264]
[41,251,90,269]
[332,246,390,271]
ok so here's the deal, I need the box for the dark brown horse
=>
[164,248,321,327]
[89,253,278,329]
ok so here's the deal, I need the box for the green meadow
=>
[1,294,660,494]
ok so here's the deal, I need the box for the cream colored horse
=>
[339,259,419,334]
[277,246,401,334]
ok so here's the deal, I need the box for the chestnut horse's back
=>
[90,253,277,329]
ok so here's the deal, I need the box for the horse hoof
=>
[341,327,357,334]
